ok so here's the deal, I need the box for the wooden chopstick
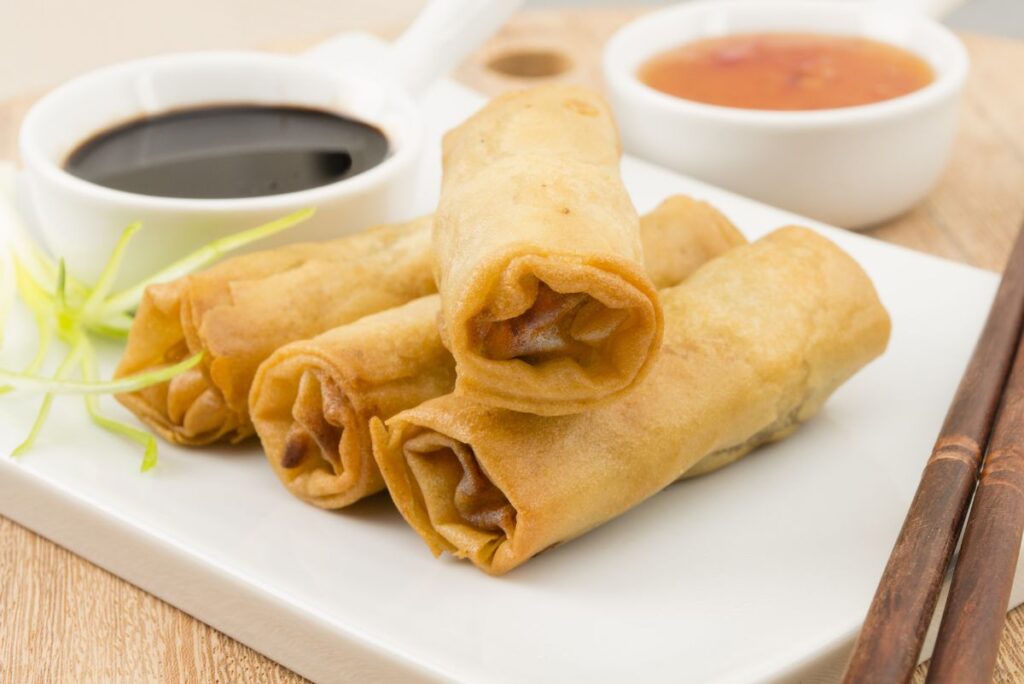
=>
[843,224,1024,684]
[926,329,1024,682]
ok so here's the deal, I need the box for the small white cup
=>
[19,0,521,286]
[603,0,969,229]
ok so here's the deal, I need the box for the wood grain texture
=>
[2,9,1024,683]
[845,223,1024,684]
[0,516,306,684]
[927,330,1024,682]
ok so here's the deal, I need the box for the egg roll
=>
[373,227,891,575]
[115,218,435,446]
[250,196,744,509]
[434,84,662,415]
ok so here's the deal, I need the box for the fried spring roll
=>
[117,191,739,448]
[115,219,435,445]
[373,227,891,575]
[434,85,662,415]
[250,197,744,509]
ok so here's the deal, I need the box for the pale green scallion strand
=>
[11,338,85,457]
[80,338,159,472]
[101,207,315,316]
[0,351,202,394]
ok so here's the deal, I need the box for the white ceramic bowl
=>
[18,0,523,287]
[19,48,423,287]
[603,0,969,229]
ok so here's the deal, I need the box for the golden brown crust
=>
[640,195,747,288]
[374,227,892,575]
[117,192,740,449]
[249,297,456,508]
[433,85,663,416]
[250,197,745,509]
[114,218,435,445]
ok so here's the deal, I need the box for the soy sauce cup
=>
[603,0,969,229]
[19,0,521,286]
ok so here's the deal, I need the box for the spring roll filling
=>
[404,432,516,556]
[279,370,357,482]
[474,283,596,364]
[117,284,240,443]
[465,258,654,386]
[135,355,232,443]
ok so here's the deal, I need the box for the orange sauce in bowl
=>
[638,33,934,111]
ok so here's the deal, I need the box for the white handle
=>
[303,0,522,97]
[390,0,523,95]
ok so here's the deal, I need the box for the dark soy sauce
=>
[64,105,389,199]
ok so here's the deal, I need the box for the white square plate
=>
[1,77,1019,684]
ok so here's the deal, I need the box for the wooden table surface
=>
[2,8,1024,683]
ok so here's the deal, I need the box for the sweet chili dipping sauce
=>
[638,33,935,111]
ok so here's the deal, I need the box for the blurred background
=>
[3,0,1021,100]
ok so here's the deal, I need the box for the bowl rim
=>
[603,0,970,129]
[18,50,423,213]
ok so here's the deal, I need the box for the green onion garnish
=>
[0,162,313,469]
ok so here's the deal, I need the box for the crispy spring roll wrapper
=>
[373,227,891,575]
[434,85,663,416]
[251,297,451,508]
[115,218,435,446]
[250,197,745,509]
[117,194,739,448]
